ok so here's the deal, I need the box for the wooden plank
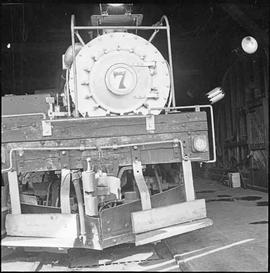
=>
[5,213,79,238]
[7,171,21,214]
[131,199,206,234]
[60,169,71,213]
[13,131,210,173]
[2,112,207,143]
[182,159,195,201]
[135,218,213,246]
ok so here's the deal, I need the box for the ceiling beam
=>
[220,3,269,47]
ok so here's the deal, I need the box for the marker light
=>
[193,135,208,152]
[7,43,11,49]
[241,36,258,54]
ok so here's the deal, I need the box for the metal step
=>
[135,218,213,246]
[1,236,77,249]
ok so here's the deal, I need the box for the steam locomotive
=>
[1,4,215,250]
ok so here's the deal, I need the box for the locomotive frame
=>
[1,11,215,251]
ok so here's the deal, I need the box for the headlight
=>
[192,135,208,152]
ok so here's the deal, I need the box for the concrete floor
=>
[166,177,268,272]
[1,177,268,271]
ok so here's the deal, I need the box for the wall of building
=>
[205,48,269,191]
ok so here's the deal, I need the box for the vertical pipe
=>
[163,16,176,107]
[71,15,79,117]
[65,70,71,117]
[72,173,86,244]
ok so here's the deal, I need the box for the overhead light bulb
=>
[241,36,258,54]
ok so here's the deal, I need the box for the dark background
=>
[1,0,269,105]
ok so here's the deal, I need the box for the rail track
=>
[1,240,182,272]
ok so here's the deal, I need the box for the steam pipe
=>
[1,139,187,173]
[161,15,176,107]
[72,172,86,244]
[71,15,79,117]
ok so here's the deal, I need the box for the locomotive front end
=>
[1,4,215,251]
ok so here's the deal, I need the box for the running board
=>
[135,218,213,246]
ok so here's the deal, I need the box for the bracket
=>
[146,115,155,132]
[132,160,151,210]
[42,120,52,136]
[60,150,70,169]
[131,145,142,163]
[172,141,181,159]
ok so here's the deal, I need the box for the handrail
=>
[71,15,79,117]
[160,15,175,107]
[2,113,46,119]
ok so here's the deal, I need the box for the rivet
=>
[133,145,138,150]
[129,49,134,53]
[113,239,117,243]
[124,223,129,228]
[107,228,111,232]
[62,151,66,155]
[107,220,110,224]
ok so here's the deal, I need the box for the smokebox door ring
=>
[105,63,137,96]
